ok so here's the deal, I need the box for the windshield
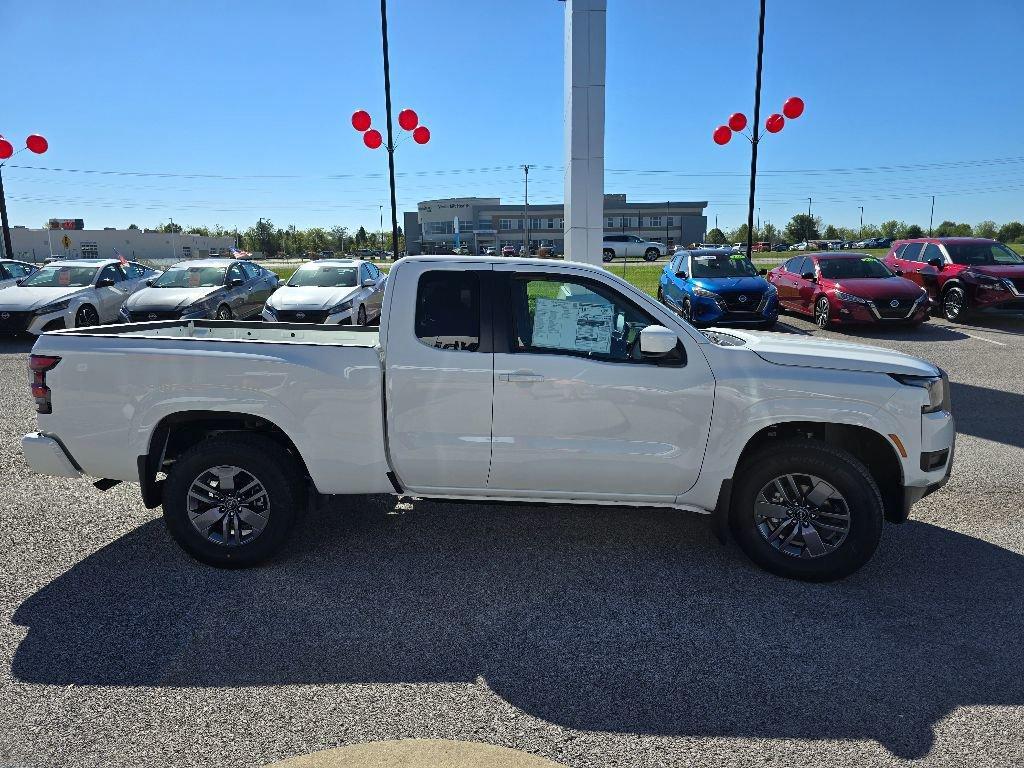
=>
[945,242,1024,266]
[153,266,227,288]
[287,265,358,287]
[21,265,98,288]
[818,257,893,279]
[689,255,758,279]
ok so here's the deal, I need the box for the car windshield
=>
[689,255,758,278]
[287,265,358,287]
[818,257,893,279]
[945,243,1024,266]
[21,265,98,287]
[153,266,227,288]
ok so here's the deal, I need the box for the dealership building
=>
[404,194,708,255]
[4,224,236,264]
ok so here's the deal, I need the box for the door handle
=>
[499,372,545,383]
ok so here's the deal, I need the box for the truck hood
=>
[268,285,359,311]
[126,286,222,311]
[0,286,88,311]
[722,329,939,377]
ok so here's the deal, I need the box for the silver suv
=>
[602,234,667,262]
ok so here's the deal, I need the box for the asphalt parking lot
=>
[1,311,1022,768]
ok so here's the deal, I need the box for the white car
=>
[22,255,954,582]
[602,235,668,262]
[0,259,39,289]
[0,258,158,335]
[262,259,386,325]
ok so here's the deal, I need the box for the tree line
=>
[705,216,1024,246]
[140,220,403,257]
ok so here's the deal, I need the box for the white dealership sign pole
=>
[563,0,606,266]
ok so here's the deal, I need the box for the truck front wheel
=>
[162,434,303,567]
[729,439,884,581]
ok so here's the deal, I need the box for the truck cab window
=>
[509,276,655,362]
[415,270,481,352]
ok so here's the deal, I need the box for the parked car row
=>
[655,237,1024,330]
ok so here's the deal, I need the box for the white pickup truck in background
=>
[22,255,955,581]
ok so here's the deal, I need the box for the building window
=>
[558,218,564,229]
[181,246,192,258]
[620,217,630,228]
[667,216,674,227]
[80,242,98,258]
[546,218,554,229]
[529,218,543,229]
[499,219,514,231]
[606,217,614,228]
[650,216,662,228]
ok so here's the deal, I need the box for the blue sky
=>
[3,0,1022,234]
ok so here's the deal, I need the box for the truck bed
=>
[51,319,380,347]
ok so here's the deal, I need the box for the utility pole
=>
[169,217,177,260]
[929,195,935,236]
[807,197,812,243]
[379,0,400,266]
[744,0,766,259]
[858,205,864,235]
[0,166,11,260]
[258,217,266,258]
[521,164,534,254]
[379,205,384,254]
[666,200,670,250]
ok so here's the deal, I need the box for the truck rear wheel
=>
[162,434,303,567]
[729,439,884,581]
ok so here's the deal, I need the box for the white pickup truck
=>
[21,255,955,581]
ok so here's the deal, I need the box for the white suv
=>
[602,235,667,262]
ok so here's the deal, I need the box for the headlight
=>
[962,270,1005,288]
[890,372,947,413]
[833,290,868,304]
[328,299,354,314]
[691,286,720,299]
[263,303,277,318]
[34,299,71,315]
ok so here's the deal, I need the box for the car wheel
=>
[215,304,233,320]
[602,249,615,263]
[941,285,968,322]
[729,439,884,581]
[162,434,303,567]
[357,304,368,326]
[644,248,660,262]
[814,295,831,329]
[74,304,100,328]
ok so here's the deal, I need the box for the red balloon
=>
[398,109,418,131]
[412,126,431,145]
[0,138,13,160]
[728,112,747,132]
[363,129,383,149]
[351,110,372,132]
[765,113,785,133]
[782,96,805,119]
[26,134,48,154]
[712,125,732,145]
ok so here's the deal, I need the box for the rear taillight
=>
[29,354,61,414]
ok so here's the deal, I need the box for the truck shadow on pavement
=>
[11,501,1024,759]
[950,382,1024,448]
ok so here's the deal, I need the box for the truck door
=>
[488,267,715,503]
[383,263,495,493]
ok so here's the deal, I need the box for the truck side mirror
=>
[639,325,678,355]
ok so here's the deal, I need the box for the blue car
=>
[657,249,779,328]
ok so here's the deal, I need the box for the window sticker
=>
[532,298,614,354]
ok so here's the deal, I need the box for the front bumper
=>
[830,297,929,325]
[22,433,81,478]
[262,307,354,324]
[693,293,779,327]
[899,408,956,520]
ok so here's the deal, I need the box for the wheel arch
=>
[736,421,906,524]
[138,410,312,509]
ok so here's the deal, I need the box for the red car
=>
[768,252,929,329]
[883,237,1024,322]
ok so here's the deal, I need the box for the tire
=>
[941,285,968,322]
[728,439,884,581]
[215,304,233,320]
[814,295,831,329]
[162,434,304,567]
[357,304,368,326]
[602,249,615,263]
[74,304,99,328]
[643,248,660,262]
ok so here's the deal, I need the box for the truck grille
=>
[276,310,330,323]
[128,310,182,322]
[0,311,33,332]
[872,297,916,319]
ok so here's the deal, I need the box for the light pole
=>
[807,198,812,243]
[929,195,935,236]
[379,205,383,255]
[0,133,49,259]
[169,218,178,260]
[858,205,864,236]
[522,164,534,254]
